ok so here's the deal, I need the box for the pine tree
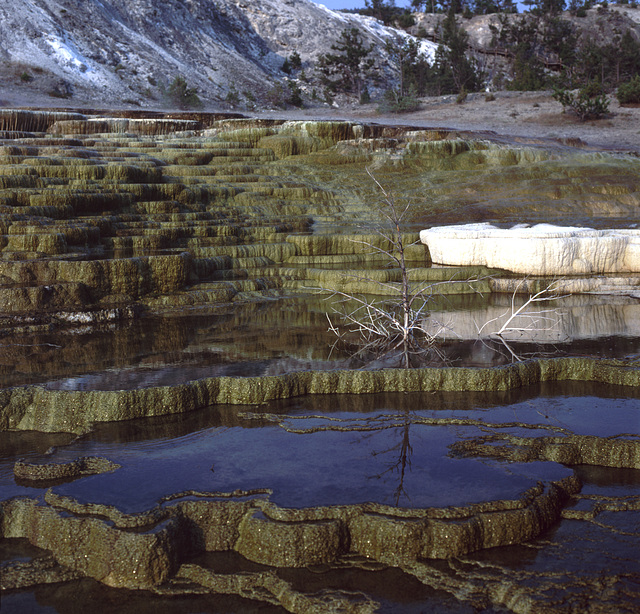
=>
[316,29,375,98]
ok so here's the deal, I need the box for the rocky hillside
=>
[412,4,640,87]
[0,0,430,110]
[1,0,639,111]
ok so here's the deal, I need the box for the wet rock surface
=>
[1,113,639,612]
[13,456,121,484]
[0,475,582,588]
[2,388,640,612]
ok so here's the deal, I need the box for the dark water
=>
[2,293,640,391]
[1,293,639,612]
[1,386,638,510]
[1,386,639,612]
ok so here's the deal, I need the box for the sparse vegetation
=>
[617,75,640,103]
[553,83,610,120]
[378,86,421,113]
[48,82,73,99]
[387,38,432,97]
[316,28,375,99]
[428,9,485,96]
[289,51,302,72]
[324,170,440,369]
[397,11,416,28]
[166,76,202,110]
[286,79,304,107]
[225,82,241,108]
[264,80,304,108]
[489,10,640,94]
[360,0,398,25]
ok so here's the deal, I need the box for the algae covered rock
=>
[235,510,348,567]
[13,456,121,483]
[1,497,179,588]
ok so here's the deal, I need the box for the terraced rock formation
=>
[1,110,640,613]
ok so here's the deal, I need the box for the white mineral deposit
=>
[420,223,640,275]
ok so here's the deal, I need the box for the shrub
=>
[378,88,420,113]
[286,80,304,107]
[225,83,240,108]
[582,79,604,98]
[48,89,71,99]
[167,76,202,110]
[617,75,640,104]
[289,51,302,71]
[48,81,73,99]
[20,72,33,83]
[265,84,286,108]
[264,81,304,108]
[553,84,610,121]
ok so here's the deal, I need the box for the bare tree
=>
[324,169,452,368]
[322,170,565,368]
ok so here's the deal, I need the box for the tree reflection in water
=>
[371,408,414,507]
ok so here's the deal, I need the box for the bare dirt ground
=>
[2,86,639,154]
[258,90,640,155]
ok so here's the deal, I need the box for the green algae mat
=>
[1,111,639,613]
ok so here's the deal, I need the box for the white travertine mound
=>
[420,223,640,275]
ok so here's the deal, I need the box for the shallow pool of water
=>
[3,293,640,391]
[1,385,638,612]
[1,386,637,511]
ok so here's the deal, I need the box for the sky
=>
[317,1,528,12]
[318,1,413,9]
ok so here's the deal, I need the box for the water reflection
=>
[1,386,638,612]
[368,409,414,507]
[3,293,640,391]
[426,293,640,343]
[2,388,635,512]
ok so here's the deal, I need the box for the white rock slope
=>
[0,0,430,108]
